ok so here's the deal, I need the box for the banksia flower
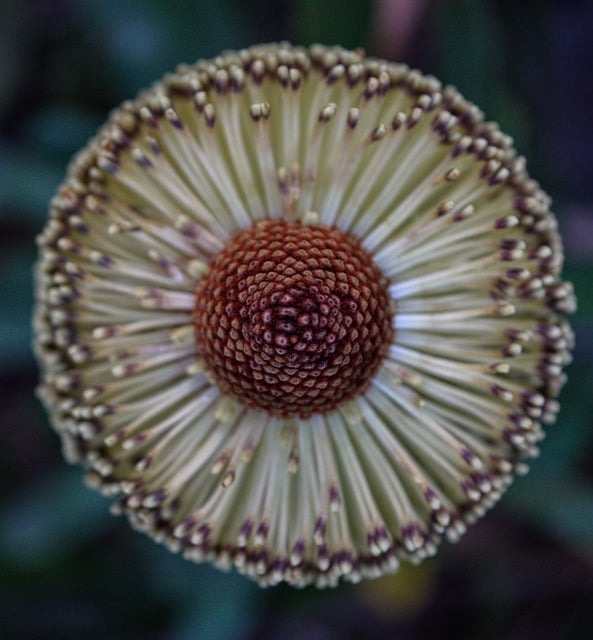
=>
[35,43,575,588]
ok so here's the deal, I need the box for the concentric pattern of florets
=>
[194,219,394,417]
[35,43,575,588]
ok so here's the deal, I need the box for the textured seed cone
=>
[193,219,394,417]
[34,43,575,588]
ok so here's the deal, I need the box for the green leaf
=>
[0,245,37,374]
[0,145,63,222]
[293,0,373,49]
[0,467,112,570]
[506,475,593,559]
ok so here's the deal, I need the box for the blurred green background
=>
[1,1,592,638]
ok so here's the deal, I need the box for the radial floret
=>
[34,43,575,588]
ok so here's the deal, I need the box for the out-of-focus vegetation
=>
[1,1,592,638]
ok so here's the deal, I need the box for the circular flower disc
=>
[35,43,575,587]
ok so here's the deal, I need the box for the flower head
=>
[35,43,575,587]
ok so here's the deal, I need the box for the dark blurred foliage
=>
[1,1,592,638]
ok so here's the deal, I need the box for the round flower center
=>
[193,219,394,417]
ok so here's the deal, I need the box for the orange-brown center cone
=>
[193,219,394,417]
